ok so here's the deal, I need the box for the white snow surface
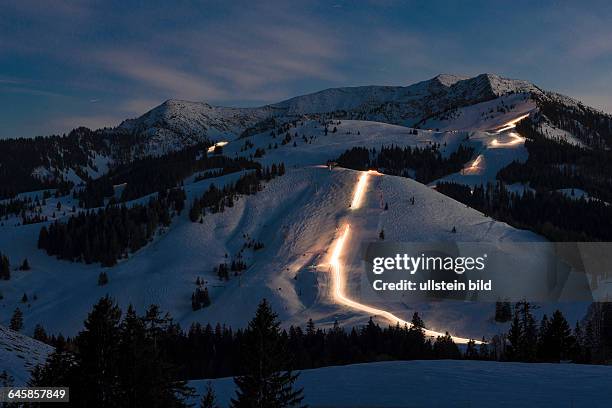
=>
[0,325,53,385]
[189,360,612,408]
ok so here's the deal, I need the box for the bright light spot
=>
[207,141,229,153]
[489,131,525,148]
[351,172,369,209]
[494,113,531,134]
[464,155,484,174]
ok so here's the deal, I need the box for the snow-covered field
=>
[189,360,612,408]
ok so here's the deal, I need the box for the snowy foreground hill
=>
[0,325,52,385]
[189,360,612,408]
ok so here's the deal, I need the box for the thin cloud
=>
[93,50,228,101]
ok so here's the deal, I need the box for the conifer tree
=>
[9,308,23,331]
[200,382,219,408]
[98,271,109,286]
[33,324,47,342]
[478,337,490,360]
[19,258,30,271]
[231,299,305,408]
[0,252,9,280]
[464,339,479,359]
[75,296,122,406]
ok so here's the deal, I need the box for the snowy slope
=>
[0,164,547,340]
[0,325,53,385]
[113,73,543,153]
[272,73,539,126]
[189,360,612,408]
[117,99,274,154]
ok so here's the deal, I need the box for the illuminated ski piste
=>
[494,113,531,133]
[328,171,477,344]
[350,172,369,209]
[464,154,485,174]
[207,140,229,153]
[490,131,525,148]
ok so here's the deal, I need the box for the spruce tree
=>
[98,271,109,286]
[547,310,573,362]
[0,252,9,280]
[75,296,122,406]
[231,299,305,408]
[33,324,47,342]
[464,339,479,359]
[200,382,219,408]
[20,258,30,271]
[9,308,23,331]
[478,337,490,360]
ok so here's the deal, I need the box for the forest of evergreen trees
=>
[37,188,186,266]
[499,118,612,203]
[0,127,142,200]
[31,297,305,407]
[77,144,260,208]
[436,179,612,241]
[533,94,612,148]
[336,144,474,184]
[189,163,286,222]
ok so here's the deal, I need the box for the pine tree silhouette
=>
[231,299,305,408]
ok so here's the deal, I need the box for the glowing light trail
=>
[207,141,229,153]
[350,172,369,209]
[327,170,479,344]
[494,113,531,134]
[490,131,525,148]
[463,154,484,175]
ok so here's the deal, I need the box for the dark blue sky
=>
[2,0,612,138]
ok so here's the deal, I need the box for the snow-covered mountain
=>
[272,73,540,124]
[117,73,542,149]
[117,100,275,154]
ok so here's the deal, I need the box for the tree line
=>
[31,297,305,408]
[38,188,186,266]
[77,144,260,208]
[436,180,612,241]
[0,126,144,200]
[189,163,286,223]
[500,118,612,203]
[533,93,612,148]
[27,296,612,406]
[336,144,474,184]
